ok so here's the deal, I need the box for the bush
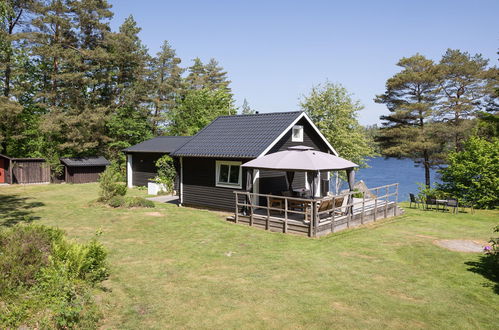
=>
[438,136,499,209]
[484,225,499,271]
[124,196,155,208]
[98,166,127,202]
[108,195,125,208]
[153,155,176,194]
[0,225,109,328]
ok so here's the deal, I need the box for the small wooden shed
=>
[61,157,110,184]
[0,154,50,184]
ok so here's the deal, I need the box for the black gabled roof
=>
[123,136,191,153]
[61,156,110,167]
[171,111,303,158]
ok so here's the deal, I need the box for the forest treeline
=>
[0,0,236,166]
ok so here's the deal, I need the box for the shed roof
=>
[61,156,110,167]
[123,136,191,153]
[171,111,305,158]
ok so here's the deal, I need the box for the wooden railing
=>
[233,183,399,237]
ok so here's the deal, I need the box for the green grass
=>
[1,183,498,329]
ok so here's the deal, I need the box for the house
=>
[125,111,337,211]
[60,157,110,184]
[0,154,50,184]
[123,136,191,187]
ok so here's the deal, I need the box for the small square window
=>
[292,125,303,142]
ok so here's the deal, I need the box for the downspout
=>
[126,153,133,188]
[179,157,183,206]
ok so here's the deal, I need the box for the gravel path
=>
[434,239,485,252]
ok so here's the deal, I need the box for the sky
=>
[108,0,498,125]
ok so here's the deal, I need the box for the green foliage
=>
[108,195,126,208]
[300,81,377,168]
[438,136,499,209]
[124,196,155,208]
[154,155,176,194]
[169,88,236,136]
[240,98,256,114]
[0,225,108,328]
[98,166,127,202]
[485,226,499,269]
[0,225,62,288]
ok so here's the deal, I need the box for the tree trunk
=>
[423,150,431,187]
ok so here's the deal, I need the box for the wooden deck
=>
[228,183,402,237]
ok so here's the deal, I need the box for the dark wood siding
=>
[131,152,164,186]
[182,157,248,211]
[268,117,331,154]
[66,166,106,184]
[0,155,10,184]
[12,159,50,184]
[259,118,331,197]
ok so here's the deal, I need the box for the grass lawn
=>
[1,183,498,329]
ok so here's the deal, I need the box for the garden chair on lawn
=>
[409,193,422,208]
[445,198,458,214]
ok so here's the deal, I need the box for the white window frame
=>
[292,125,303,142]
[215,160,242,189]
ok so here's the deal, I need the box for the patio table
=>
[436,199,448,211]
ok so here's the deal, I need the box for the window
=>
[216,161,242,188]
[292,125,303,142]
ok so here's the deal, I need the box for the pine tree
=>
[150,40,184,134]
[375,54,443,186]
[437,49,489,151]
[104,15,153,158]
[240,98,256,114]
[185,57,206,90]
[204,58,231,92]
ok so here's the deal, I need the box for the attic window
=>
[216,160,242,189]
[292,125,303,142]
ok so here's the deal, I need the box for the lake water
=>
[353,157,440,201]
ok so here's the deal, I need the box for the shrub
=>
[108,195,125,208]
[98,166,127,202]
[0,225,62,288]
[153,155,176,194]
[484,225,499,271]
[0,225,109,328]
[438,136,499,209]
[124,196,155,208]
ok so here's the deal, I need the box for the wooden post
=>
[313,200,318,237]
[308,201,313,237]
[248,192,254,226]
[361,192,365,224]
[347,193,353,228]
[284,198,288,233]
[235,192,239,223]
[331,196,336,233]
[395,184,399,216]
[374,188,378,221]
[384,186,388,218]
[266,196,270,231]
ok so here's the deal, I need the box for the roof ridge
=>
[216,110,303,119]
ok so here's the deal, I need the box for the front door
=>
[0,158,5,183]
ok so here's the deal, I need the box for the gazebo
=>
[241,146,359,198]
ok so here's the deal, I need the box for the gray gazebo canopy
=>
[242,146,359,197]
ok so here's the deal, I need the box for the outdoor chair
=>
[446,198,458,214]
[409,193,422,208]
[425,198,437,210]
[333,196,349,216]
[460,201,475,214]
[268,197,284,214]
[317,199,334,219]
